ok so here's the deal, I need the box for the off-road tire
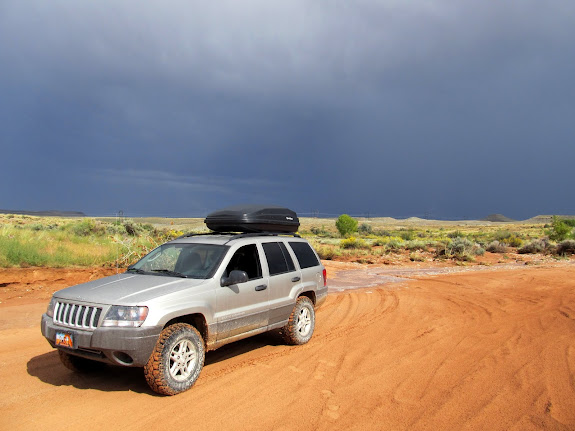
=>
[58,350,105,373]
[144,323,205,396]
[282,296,315,345]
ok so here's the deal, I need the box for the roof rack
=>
[177,231,301,241]
[224,232,301,242]
[177,232,227,239]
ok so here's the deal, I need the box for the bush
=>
[404,240,429,251]
[518,239,550,254]
[493,230,523,247]
[546,216,573,241]
[358,223,373,235]
[336,214,358,237]
[409,252,425,262]
[485,241,507,253]
[447,230,465,239]
[69,219,105,236]
[555,240,575,255]
[340,236,370,249]
[314,245,339,260]
[437,238,484,261]
[399,229,416,241]
[310,226,329,236]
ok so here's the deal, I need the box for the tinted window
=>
[289,242,320,269]
[263,242,295,276]
[225,244,262,280]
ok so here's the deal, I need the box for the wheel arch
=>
[299,290,316,306]
[164,313,209,346]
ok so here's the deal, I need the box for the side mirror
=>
[221,270,249,287]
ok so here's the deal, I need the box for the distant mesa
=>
[481,214,516,223]
[524,215,575,224]
[0,209,86,217]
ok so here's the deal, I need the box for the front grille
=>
[53,301,102,330]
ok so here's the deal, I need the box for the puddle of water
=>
[327,262,544,292]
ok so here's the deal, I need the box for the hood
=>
[54,273,208,305]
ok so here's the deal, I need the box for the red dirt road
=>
[1,263,575,430]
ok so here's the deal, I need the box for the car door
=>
[261,241,302,326]
[215,243,269,341]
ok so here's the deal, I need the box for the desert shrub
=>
[315,245,339,260]
[518,239,550,254]
[106,223,127,235]
[113,220,157,237]
[373,229,393,237]
[409,252,425,262]
[387,238,404,250]
[546,216,573,241]
[503,235,523,247]
[358,223,373,235]
[399,229,416,241]
[555,240,575,255]
[437,238,484,261]
[336,214,358,237]
[340,236,370,249]
[563,219,575,227]
[310,226,329,236]
[68,219,105,236]
[485,241,507,253]
[373,236,404,250]
[493,230,523,247]
[447,230,465,239]
[404,240,429,251]
[29,223,59,231]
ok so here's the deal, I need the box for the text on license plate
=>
[55,331,74,348]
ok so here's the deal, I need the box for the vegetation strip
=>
[0,214,574,268]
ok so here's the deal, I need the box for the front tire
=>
[282,296,315,345]
[144,323,205,396]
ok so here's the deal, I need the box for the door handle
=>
[255,284,267,291]
[291,277,301,282]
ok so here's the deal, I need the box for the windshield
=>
[128,243,228,279]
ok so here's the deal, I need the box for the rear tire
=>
[58,350,105,373]
[282,296,315,345]
[144,323,205,396]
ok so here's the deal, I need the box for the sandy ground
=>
[1,261,575,430]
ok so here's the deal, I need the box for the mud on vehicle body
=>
[41,206,327,395]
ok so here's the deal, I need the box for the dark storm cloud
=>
[1,1,574,218]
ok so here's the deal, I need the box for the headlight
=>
[102,306,148,327]
[46,297,57,317]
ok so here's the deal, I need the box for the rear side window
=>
[289,242,320,269]
[262,242,295,276]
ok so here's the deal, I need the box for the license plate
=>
[55,331,74,349]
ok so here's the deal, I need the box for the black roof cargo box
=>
[205,205,300,233]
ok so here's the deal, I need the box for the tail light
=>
[322,268,327,287]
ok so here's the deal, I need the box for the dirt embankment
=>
[1,263,575,430]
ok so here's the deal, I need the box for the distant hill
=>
[481,214,516,223]
[523,215,575,224]
[0,209,86,217]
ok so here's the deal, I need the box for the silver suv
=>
[41,230,327,395]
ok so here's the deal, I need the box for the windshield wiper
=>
[150,269,188,278]
[126,267,146,274]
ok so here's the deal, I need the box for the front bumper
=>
[41,313,162,367]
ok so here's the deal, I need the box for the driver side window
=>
[225,244,262,280]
